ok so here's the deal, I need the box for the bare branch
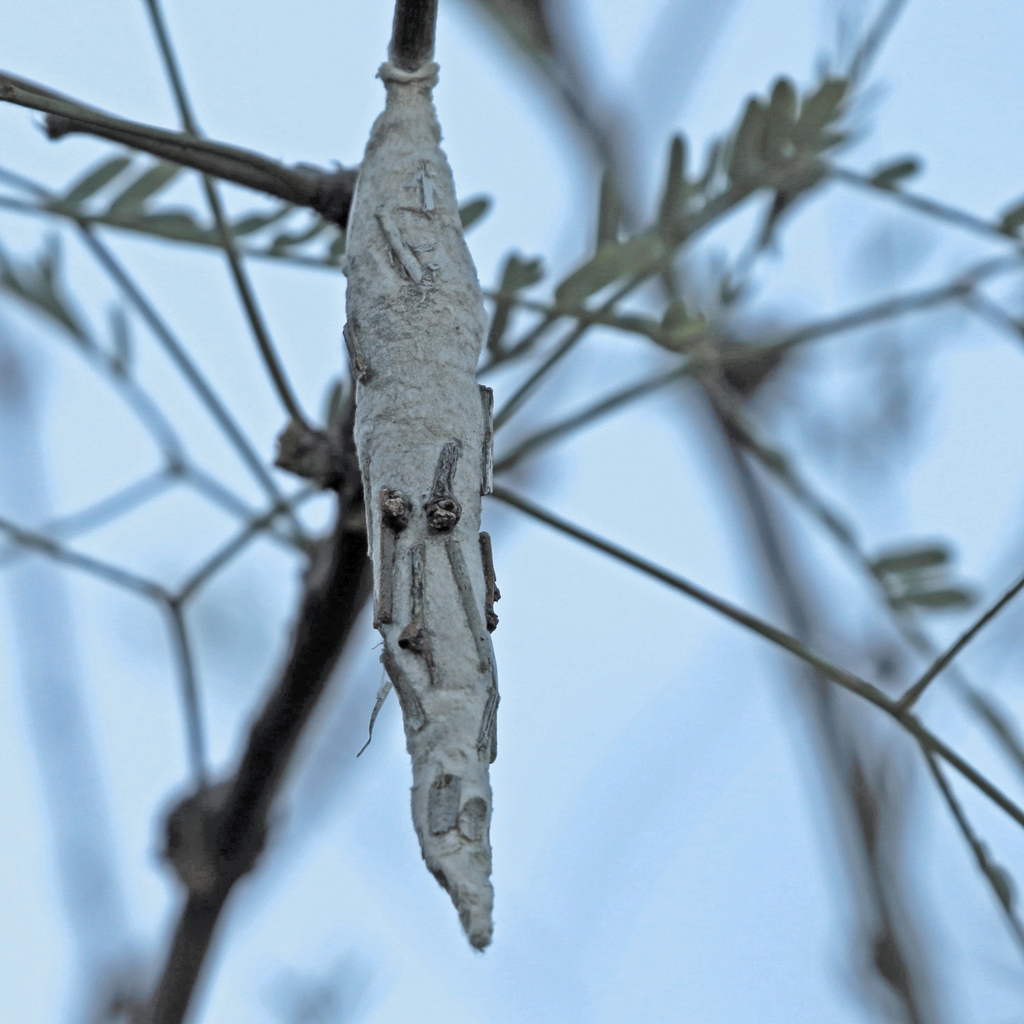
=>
[897,568,1024,711]
[0,71,357,226]
[489,485,1024,831]
[145,412,371,1024]
[75,226,309,544]
[921,745,1024,955]
[0,513,167,599]
[390,0,439,71]
[136,2,311,429]
[164,602,208,787]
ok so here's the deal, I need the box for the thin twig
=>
[897,568,1024,711]
[962,290,1024,350]
[174,486,318,604]
[164,601,208,787]
[490,259,1018,472]
[846,0,912,84]
[139,0,310,429]
[832,165,1023,249]
[0,191,342,269]
[709,373,1024,826]
[0,514,166,599]
[920,744,1024,956]
[145,460,370,1024]
[75,226,308,544]
[493,362,690,469]
[714,393,937,1022]
[0,468,176,569]
[489,485,1024,830]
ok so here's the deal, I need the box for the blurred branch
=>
[144,406,371,1024]
[139,0,311,429]
[489,485,1024,831]
[705,373,1024,962]
[0,335,142,1019]
[713,398,939,1022]
[845,0,912,85]
[174,485,319,604]
[489,257,1018,474]
[832,165,1024,249]
[0,165,304,538]
[165,601,208,787]
[0,71,357,225]
[963,290,1024,351]
[897,570,1024,710]
[76,225,309,545]
[0,469,176,569]
[922,746,1024,954]
[0,513,167,598]
[493,362,690,472]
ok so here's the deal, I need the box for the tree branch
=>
[144,409,371,1024]
[137,0,311,429]
[390,0,439,71]
[897,568,1024,711]
[0,71,357,226]
[489,485,1024,831]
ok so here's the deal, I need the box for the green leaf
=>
[658,136,688,236]
[501,253,544,293]
[108,307,132,377]
[554,233,667,309]
[106,162,181,220]
[794,78,847,148]
[230,204,292,237]
[872,545,950,576]
[60,156,133,207]
[893,587,974,610]
[696,140,723,194]
[131,211,214,243]
[268,217,330,254]
[998,198,1024,236]
[662,300,692,333]
[0,237,90,344]
[764,78,797,164]
[487,252,544,352]
[459,196,491,231]
[326,231,347,263]
[870,158,922,190]
[597,170,622,247]
[324,378,346,429]
[728,98,768,185]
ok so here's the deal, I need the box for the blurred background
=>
[3,0,1024,1021]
